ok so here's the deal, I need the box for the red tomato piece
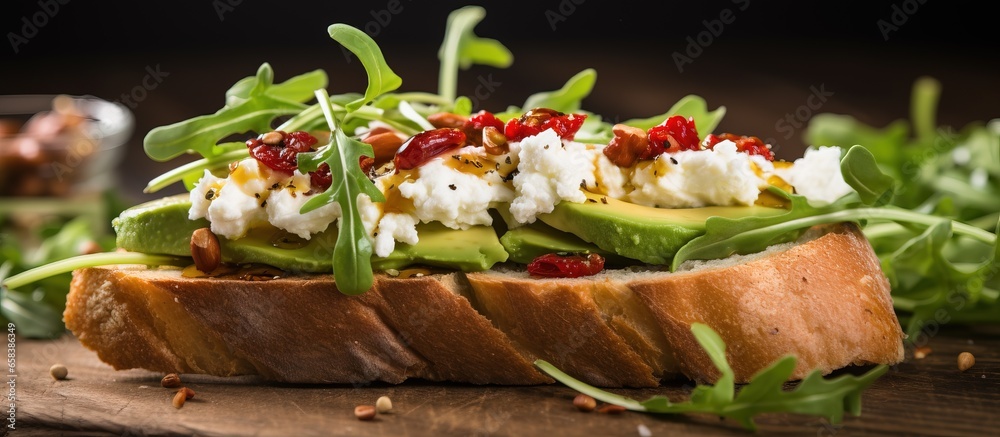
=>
[393,128,467,170]
[527,253,606,278]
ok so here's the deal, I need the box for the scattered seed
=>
[161,373,182,388]
[180,387,196,399]
[914,346,932,360]
[958,352,976,372]
[49,364,68,380]
[261,131,284,145]
[190,228,222,273]
[573,394,596,412]
[376,396,393,413]
[172,390,187,409]
[597,404,626,414]
[355,405,377,420]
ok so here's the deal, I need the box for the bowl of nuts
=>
[0,94,133,197]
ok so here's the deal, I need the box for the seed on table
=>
[172,390,187,409]
[161,373,182,388]
[573,394,596,412]
[180,387,196,399]
[597,404,627,414]
[375,396,392,413]
[49,364,68,380]
[958,352,976,372]
[914,346,931,359]
[355,405,377,421]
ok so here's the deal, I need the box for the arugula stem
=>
[782,207,996,246]
[533,360,647,411]
[391,92,452,106]
[144,148,250,193]
[2,253,189,291]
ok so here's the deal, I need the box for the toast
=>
[64,223,905,387]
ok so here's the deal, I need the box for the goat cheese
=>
[774,146,854,204]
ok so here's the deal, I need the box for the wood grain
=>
[10,325,999,436]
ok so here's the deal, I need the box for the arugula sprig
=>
[144,64,327,161]
[806,78,1000,336]
[536,323,887,431]
[289,25,398,295]
[437,6,513,103]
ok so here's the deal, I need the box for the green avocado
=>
[113,195,508,273]
[538,191,786,265]
[500,221,633,267]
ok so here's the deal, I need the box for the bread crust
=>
[65,223,904,387]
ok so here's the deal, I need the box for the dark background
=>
[2,0,997,203]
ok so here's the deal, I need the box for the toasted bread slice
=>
[64,223,904,387]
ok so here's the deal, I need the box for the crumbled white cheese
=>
[397,149,514,229]
[372,212,419,257]
[774,146,854,204]
[266,188,341,240]
[188,169,223,221]
[510,129,595,223]
[627,140,764,208]
[189,158,338,240]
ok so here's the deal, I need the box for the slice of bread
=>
[64,223,904,387]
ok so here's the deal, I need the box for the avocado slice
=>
[114,195,508,273]
[538,191,786,265]
[372,222,508,272]
[500,221,633,267]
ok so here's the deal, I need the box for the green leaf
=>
[144,63,315,161]
[296,90,385,295]
[438,6,513,102]
[911,77,940,143]
[267,69,329,103]
[840,145,895,205]
[534,324,888,431]
[623,95,726,140]
[329,24,403,112]
[0,286,63,339]
[522,69,597,113]
[671,190,855,269]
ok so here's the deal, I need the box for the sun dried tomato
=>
[394,128,467,170]
[504,108,587,142]
[646,116,700,155]
[704,133,775,161]
[527,253,606,278]
[310,163,332,191]
[247,131,319,173]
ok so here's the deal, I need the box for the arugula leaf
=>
[840,144,895,206]
[671,190,854,269]
[329,24,403,112]
[806,78,1000,335]
[144,63,316,161]
[536,323,887,431]
[296,89,384,295]
[623,95,727,139]
[437,6,513,102]
[521,69,597,113]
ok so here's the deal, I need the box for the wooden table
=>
[10,325,999,436]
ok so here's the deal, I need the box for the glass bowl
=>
[0,94,134,197]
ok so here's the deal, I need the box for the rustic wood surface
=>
[9,325,999,436]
